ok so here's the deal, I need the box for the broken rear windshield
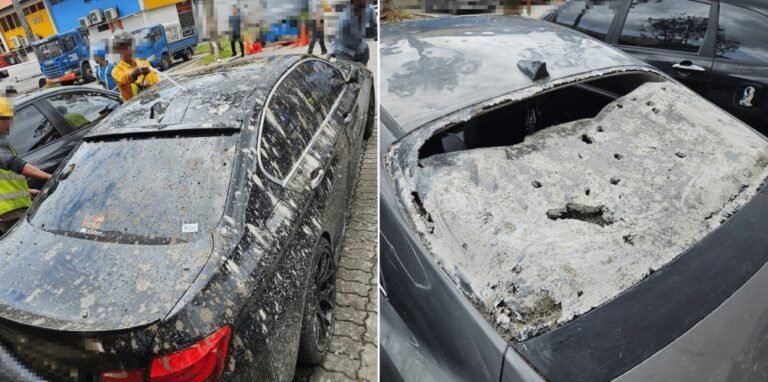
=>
[387,73,768,341]
[28,134,238,244]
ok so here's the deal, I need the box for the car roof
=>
[380,15,646,131]
[88,54,305,137]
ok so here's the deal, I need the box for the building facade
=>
[0,0,57,52]
[0,0,196,55]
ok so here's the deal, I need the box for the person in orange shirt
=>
[110,32,159,101]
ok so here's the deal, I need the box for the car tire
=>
[81,62,96,83]
[160,54,171,71]
[182,48,193,62]
[297,238,337,365]
[38,78,46,88]
[363,85,375,140]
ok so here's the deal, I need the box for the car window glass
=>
[302,60,345,118]
[619,0,710,53]
[552,0,620,41]
[62,35,76,52]
[47,91,119,130]
[9,104,59,155]
[260,63,327,180]
[30,135,237,244]
[152,27,162,42]
[716,4,768,62]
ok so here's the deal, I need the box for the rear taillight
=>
[149,325,232,382]
[100,326,231,382]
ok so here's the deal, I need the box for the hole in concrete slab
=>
[596,125,605,132]
[531,180,542,188]
[585,188,591,196]
[623,234,635,246]
[652,107,660,114]
[646,101,655,107]
[610,177,621,185]
[546,203,614,227]
[581,134,594,144]
[614,153,623,160]
[675,152,687,158]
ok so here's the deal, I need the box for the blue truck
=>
[263,20,300,44]
[32,29,94,88]
[132,23,197,71]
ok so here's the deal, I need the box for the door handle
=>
[310,168,325,189]
[673,62,706,72]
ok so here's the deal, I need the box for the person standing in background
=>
[229,5,245,58]
[111,32,159,102]
[308,17,327,56]
[93,48,117,92]
[330,0,377,65]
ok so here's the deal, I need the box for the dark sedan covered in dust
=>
[380,16,768,381]
[0,54,374,381]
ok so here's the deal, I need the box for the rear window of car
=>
[716,3,768,63]
[552,0,619,41]
[618,0,711,53]
[386,73,768,341]
[28,134,238,244]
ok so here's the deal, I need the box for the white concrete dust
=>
[396,82,768,340]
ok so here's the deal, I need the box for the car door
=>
[613,0,715,95]
[21,90,119,184]
[707,2,768,134]
[259,59,351,252]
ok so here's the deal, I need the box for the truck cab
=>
[32,29,94,88]
[132,23,197,71]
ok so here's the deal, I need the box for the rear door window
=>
[716,3,768,63]
[552,0,620,41]
[619,0,711,53]
[46,91,119,130]
[9,104,60,155]
[260,61,335,181]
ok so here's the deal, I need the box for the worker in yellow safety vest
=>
[0,96,52,234]
[111,31,159,102]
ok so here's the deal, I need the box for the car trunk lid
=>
[0,221,214,332]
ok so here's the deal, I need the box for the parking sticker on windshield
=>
[182,223,199,233]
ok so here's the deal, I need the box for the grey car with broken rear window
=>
[380,15,768,381]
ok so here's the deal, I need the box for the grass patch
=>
[198,39,235,65]
[398,10,415,19]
